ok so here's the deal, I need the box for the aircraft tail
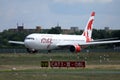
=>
[82,11,95,42]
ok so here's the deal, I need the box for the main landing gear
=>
[27,48,38,53]
[26,48,52,54]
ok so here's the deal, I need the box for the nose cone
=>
[24,38,37,49]
[24,39,30,48]
[24,34,35,48]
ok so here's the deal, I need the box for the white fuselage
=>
[24,33,86,50]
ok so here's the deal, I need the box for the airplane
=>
[9,11,120,53]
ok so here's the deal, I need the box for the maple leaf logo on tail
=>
[82,11,95,42]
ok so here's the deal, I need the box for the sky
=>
[0,0,120,32]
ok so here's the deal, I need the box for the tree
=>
[111,30,120,38]
[48,27,61,34]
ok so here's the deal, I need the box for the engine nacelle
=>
[69,45,81,53]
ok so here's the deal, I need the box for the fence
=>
[0,48,120,53]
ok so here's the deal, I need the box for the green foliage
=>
[0,30,29,48]
[48,27,62,34]
[111,30,120,38]
[92,29,111,39]
[73,30,83,35]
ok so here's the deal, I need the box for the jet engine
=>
[69,45,81,53]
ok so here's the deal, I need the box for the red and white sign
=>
[50,61,85,68]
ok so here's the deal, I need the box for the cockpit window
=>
[26,37,34,40]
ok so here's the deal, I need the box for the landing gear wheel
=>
[48,50,51,53]
[27,48,38,53]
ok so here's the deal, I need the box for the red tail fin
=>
[82,12,95,39]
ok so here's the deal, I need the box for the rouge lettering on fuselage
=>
[41,38,52,44]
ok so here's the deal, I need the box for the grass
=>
[0,52,120,65]
[0,52,120,80]
[0,69,120,80]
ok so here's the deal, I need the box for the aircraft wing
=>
[57,40,120,47]
[8,41,24,45]
[57,42,75,47]
[80,40,120,45]
[92,37,118,42]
